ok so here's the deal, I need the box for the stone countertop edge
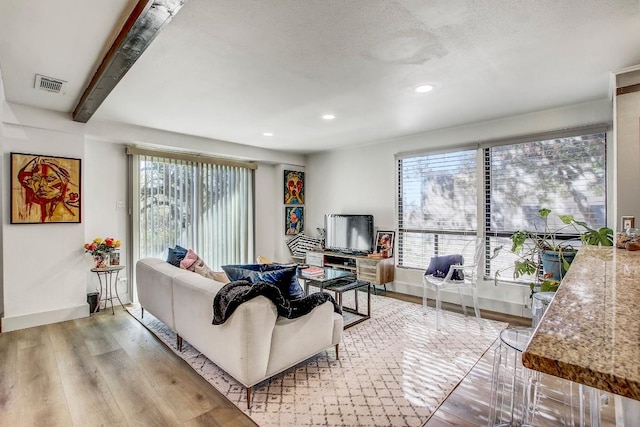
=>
[521,246,640,401]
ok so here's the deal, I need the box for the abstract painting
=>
[285,206,304,235]
[11,152,81,224]
[284,170,304,204]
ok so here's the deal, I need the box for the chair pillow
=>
[425,254,464,280]
[167,245,188,267]
[221,263,305,300]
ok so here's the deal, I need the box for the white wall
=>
[306,99,614,317]
[1,124,87,331]
[615,69,640,226]
[0,66,5,318]
[1,101,305,331]
[83,138,129,298]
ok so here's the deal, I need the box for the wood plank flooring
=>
[0,293,617,426]
[0,308,257,427]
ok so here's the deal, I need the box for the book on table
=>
[301,266,324,276]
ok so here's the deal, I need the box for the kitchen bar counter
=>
[522,246,640,400]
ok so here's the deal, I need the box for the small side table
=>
[91,265,126,315]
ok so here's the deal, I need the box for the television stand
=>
[305,250,394,292]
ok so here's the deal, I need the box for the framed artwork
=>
[285,206,304,235]
[375,231,395,257]
[10,152,81,224]
[621,216,635,231]
[284,170,304,204]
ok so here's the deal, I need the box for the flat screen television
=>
[324,214,374,254]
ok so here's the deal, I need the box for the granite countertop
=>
[522,246,640,400]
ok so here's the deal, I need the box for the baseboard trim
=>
[388,281,530,318]
[2,303,88,332]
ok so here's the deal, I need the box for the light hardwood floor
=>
[0,294,616,426]
[0,308,257,427]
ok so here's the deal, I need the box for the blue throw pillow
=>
[425,254,464,280]
[221,263,305,300]
[167,245,188,267]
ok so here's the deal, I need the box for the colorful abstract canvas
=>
[11,152,81,224]
[285,206,304,235]
[284,170,304,204]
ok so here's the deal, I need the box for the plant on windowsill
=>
[498,208,613,297]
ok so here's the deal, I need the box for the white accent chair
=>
[422,237,483,330]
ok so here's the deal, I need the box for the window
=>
[396,129,607,284]
[485,132,607,282]
[130,148,255,270]
[397,149,478,269]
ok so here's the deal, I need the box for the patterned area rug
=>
[128,292,506,426]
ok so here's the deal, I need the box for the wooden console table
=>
[306,250,394,292]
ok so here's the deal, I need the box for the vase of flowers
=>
[84,237,121,268]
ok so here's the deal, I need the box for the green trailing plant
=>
[496,208,613,296]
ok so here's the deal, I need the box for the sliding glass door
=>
[129,149,255,300]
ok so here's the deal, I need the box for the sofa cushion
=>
[425,254,464,280]
[167,245,188,267]
[194,264,231,284]
[221,263,304,299]
[180,249,210,272]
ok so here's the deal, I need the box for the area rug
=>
[128,293,507,426]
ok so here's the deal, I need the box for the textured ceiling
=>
[1,0,639,153]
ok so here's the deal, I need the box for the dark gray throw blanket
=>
[212,280,342,325]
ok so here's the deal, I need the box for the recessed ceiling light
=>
[263,132,274,137]
[322,114,336,120]
[414,84,434,93]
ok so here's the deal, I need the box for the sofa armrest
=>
[136,258,184,331]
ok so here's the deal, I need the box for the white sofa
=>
[135,258,343,406]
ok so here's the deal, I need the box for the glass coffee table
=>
[297,267,371,329]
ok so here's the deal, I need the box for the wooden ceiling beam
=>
[73,0,187,123]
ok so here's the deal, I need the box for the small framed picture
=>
[621,216,635,231]
[110,252,121,266]
[284,170,304,204]
[375,231,395,258]
[285,206,304,235]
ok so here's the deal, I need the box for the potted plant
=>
[503,208,613,294]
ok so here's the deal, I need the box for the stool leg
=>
[489,343,502,425]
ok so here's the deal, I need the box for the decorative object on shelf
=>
[285,233,322,258]
[621,215,635,232]
[10,152,81,224]
[375,231,395,258]
[617,229,640,251]
[84,237,121,268]
[285,206,304,235]
[284,170,304,204]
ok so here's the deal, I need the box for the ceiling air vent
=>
[34,74,66,94]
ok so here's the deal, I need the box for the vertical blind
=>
[133,151,254,270]
[397,149,478,269]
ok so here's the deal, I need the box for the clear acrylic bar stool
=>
[531,291,555,328]
[489,326,535,426]
[491,292,604,427]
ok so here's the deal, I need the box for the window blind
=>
[396,129,607,284]
[485,132,607,281]
[397,149,478,269]
[134,153,254,269]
